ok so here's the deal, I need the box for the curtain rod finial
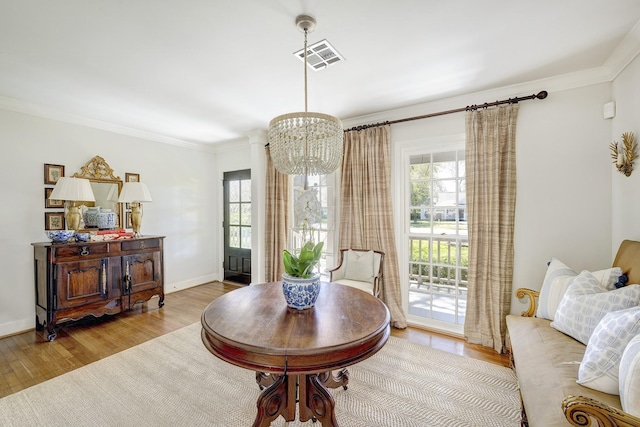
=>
[536,91,548,99]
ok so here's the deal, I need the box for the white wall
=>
[0,109,219,336]
[512,84,613,312]
[612,54,640,254]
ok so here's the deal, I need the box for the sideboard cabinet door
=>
[122,251,164,309]
[55,258,117,309]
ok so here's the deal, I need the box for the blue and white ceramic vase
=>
[97,210,116,230]
[282,272,321,310]
[84,207,101,228]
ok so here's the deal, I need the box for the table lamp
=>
[49,177,96,231]
[118,182,152,237]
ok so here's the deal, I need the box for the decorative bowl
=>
[75,232,90,242]
[45,230,75,243]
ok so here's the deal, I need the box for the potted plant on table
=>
[282,241,324,310]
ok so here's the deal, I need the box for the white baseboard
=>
[165,273,219,294]
[0,316,35,338]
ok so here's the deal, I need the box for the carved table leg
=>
[299,374,339,426]
[252,374,296,427]
[319,368,349,390]
[255,372,278,390]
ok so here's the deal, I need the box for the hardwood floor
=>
[0,281,509,399]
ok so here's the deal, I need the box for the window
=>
[291,174,336,280]
[228,178,251,249]
[408,150,467,327]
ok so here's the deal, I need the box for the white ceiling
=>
[1,0,640,147]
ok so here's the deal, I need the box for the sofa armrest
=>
[563,395,640,427]
[515,288,540,317]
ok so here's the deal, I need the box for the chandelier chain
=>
[304,28,308,113]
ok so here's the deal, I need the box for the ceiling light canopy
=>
[268,15,343,176]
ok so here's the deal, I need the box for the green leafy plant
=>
[283,241,324,278]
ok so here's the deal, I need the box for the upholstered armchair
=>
[329,249,384,297]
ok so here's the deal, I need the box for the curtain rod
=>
[344,90,548,132]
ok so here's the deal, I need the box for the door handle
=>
[101,262,107,296]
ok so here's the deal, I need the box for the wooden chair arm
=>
[515,288,540,317]
[563,395,640,427]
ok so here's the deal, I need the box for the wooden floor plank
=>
[0,281,509,399]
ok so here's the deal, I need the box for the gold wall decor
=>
[72,155,123,229]
[610,132,638,177]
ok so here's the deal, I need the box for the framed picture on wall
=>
[125,173,140,183]
[45,212,65,230]
[125,211,133,228]
[44,164,65,185]
[44,188,64,208]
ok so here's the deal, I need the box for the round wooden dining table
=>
[201,281,390,427]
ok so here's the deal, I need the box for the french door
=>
[223,169,251,284]
[407,150,468,331]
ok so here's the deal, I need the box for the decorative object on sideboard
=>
[75,232,90,242]
[97,209,116,230]
[44,163,65,185]
[45,230,75,243]
[610,132,638,177]
[83,206,116,230]
[83,206,101,228]
[268,14,343,176]
[48,177,96,231]
[118,182,152,237]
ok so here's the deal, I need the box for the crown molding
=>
[602,19,640,79]
[0,95,209,151]
[210,137,250,154]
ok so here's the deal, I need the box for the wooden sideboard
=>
[32,236,165,341]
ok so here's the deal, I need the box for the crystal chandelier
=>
[268,15,343,176]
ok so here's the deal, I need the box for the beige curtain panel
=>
[264,146,290,283]
[339,125,407,329]
[464,104,519,353]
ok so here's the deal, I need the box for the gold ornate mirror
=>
[72,156,123,230]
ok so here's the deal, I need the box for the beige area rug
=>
[0,323,520,426]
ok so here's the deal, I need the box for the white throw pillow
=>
[344,250,375,283]
[578,307,640,394]
[550,271,640,344]
[536,258,621,320]
[620,334,640,416]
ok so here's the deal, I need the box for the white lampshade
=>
[49,177,95,202]
[118,182,152,203]
[105,183,120,201]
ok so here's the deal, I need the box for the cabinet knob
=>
[80,247,90,256]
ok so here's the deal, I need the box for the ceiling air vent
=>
[293,39,344,71]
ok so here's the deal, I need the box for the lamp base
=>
[66,205,81,231]
[130,203,143,237]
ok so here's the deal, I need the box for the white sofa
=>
[507,240,640,426]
